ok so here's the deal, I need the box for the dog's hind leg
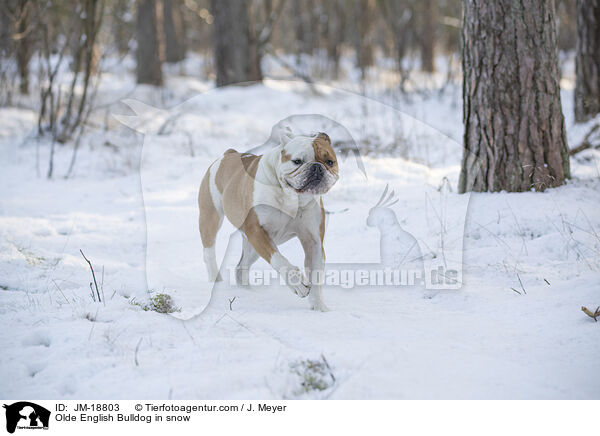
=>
[199,166,223,282]
[236,234,259,287]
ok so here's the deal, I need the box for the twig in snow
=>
[517,273,527,294]
[581,306,600,322]
[510,287,522,295]
[51,279,70,304]
[89,282,96,302]
[101,265,105,306]
[80,249,101,302]
[134,338,143,366]
[229,297,236,311]
[320,354,336,382]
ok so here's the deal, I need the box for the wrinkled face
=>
[278,133,339,195]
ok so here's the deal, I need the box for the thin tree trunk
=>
[459,0,570,193]
[163,0,186,63]
[211,0,251,86]
[574,0,600,122]
[356,0,375,79]
[136,0,163,86]
[247,0,263,82]
[15,0,33,94]
[420,0,436,72]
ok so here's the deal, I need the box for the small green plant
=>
[290,355,335,396]
[131,293,180,314]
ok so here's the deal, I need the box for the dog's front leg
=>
[242,213,310,297]
[300,234,329,312]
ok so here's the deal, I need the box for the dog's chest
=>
[255,201,319,243]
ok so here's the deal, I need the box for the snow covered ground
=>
[1,61,599,399]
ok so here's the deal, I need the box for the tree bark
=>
[574,0,600,122]
[211,0,252,86]
[459,0,570,193]
[136,0,163,86]
[355,0,375,79]
[162,0,186,63]
[14,0,33,94]
[420,0,436,72]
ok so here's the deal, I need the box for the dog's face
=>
[278,132,339,195]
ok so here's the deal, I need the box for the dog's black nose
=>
[310,163,323,175]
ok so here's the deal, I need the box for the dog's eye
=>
[326,159,335,166]
[292,159,303,165]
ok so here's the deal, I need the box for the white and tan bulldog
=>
[198,129,338,311]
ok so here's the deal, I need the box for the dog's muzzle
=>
[285,162,336,195]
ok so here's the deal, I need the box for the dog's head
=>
[277,129,339,196]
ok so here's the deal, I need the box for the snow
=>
[1,58,599,399]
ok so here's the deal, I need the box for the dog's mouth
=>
[286,177,329,195]
[284,162,336,195]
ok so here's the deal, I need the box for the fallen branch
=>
[569,123,600,155]
[581,306,600,322]
[80,249,101,302]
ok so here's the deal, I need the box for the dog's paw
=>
[285,268,310,298]
[311,301,330,312]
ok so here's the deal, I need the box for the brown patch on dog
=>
[319,197,326,260]
[312,132,338,176]
[209,149,276,262]
[242,209,276,262]
[198,166,220,248]
[281,149,291,163]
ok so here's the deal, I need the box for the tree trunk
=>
[420,0,436,72]
[356,0,375,79]
[247,0,263,82]
[326,0,344,77]
[211,0,252,86]
[162,0,186,63]
[136,0,163,86]
[459,0,570,193]
[574,0,600,122]
[15,0,33,94]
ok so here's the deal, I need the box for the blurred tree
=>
[163,0,186,63]
[460,0,570,192]
[574,0,600,122]
[419,0,436,72]
[248,0,285,82]
[355,0,375,79]
[2,0,34,94]
[211,0,251,86]
[324,0,345,77]
[136,0,163,85]
[111,0,134,55]
[378,0,415,89]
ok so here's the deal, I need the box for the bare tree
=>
[378,0,415,90]
[460,0,570,193]
[574,0,600,122]
[324,0,345,77]
[419,0,436,72]
[2,0,35,95]
[211,0,251,86]
[163,0,186,63]
[136,0,163,85]
[355,0,376,79]
[248,0,285,81]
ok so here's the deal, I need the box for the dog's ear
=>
[279,126,294,146]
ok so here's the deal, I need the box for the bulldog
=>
[198,129,338,311]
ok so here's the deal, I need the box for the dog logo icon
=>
[3,402,50,433]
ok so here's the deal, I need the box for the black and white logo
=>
[3,402,50,434]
